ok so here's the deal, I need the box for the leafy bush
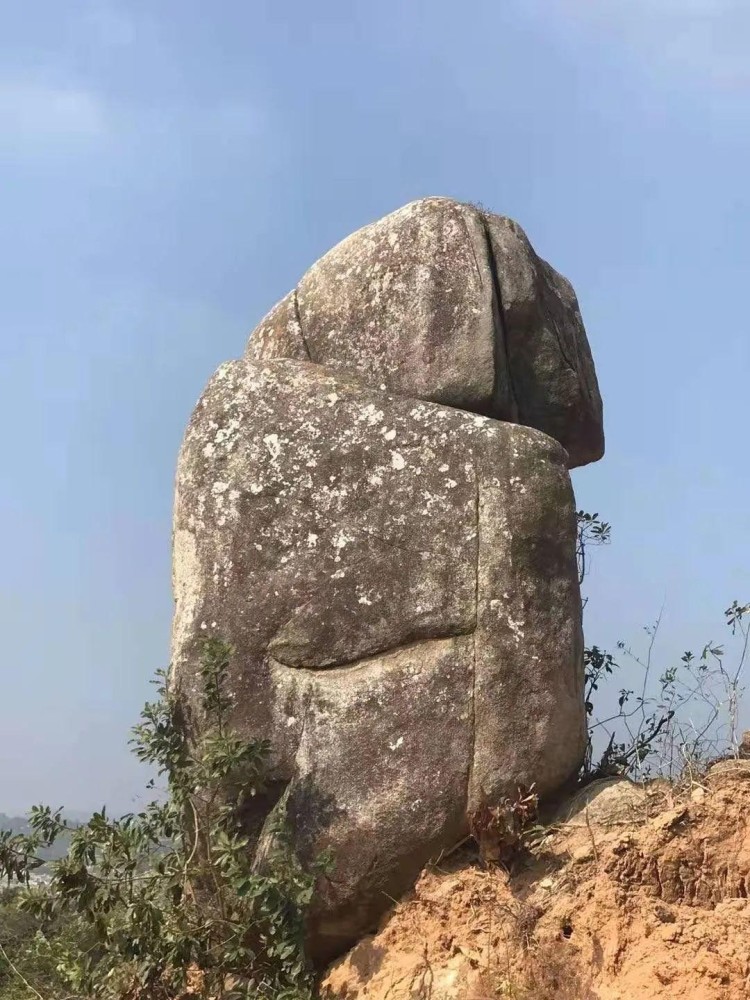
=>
[0,638,329,1000]
[577,511,749,779]
[0,885,94,1000]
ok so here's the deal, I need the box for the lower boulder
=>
[171,358,585,962]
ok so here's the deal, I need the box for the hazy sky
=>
[1,0,748,813]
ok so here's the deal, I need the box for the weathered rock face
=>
[171,197,602,964]
[246,198,603,469]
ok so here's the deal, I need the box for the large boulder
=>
[246,197,603,469]
[171,198,603,963]
[172,359,585,962]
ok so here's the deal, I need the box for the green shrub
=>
[0,885,93,1000]
[577,511,749,779]
[0,638,330,1000]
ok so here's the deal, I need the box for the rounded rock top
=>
[246,196,604,468]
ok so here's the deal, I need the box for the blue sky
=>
[1,0,748,812]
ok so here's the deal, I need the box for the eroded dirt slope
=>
[322,766,750,1000]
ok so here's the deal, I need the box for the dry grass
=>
[474,937,596,999]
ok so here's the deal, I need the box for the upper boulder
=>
[246,197,604,468]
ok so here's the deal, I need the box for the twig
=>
[183,798,201,881]
[0,938,47,1000]
[583,808,599,863]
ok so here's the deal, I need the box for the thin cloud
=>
[0,79,265,166]
[81,2,137,48]
[557,0,750,89]
[0,82,107,145]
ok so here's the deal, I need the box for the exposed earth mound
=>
[322,769,750,1000]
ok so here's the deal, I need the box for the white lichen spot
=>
[332,532,353,562]
[263,433,281,459]
[439,463,450,473]
[382,427,397,441]
[326,392,339,407]
[286,716,297,728]
[388,736,404,751]
[391,451,406,471]
[307,533,319,548]
[507,615,525,645]
[446,479,457,489]
[358,403,384,426]
[249,483,264,495]
[214,418,241,447]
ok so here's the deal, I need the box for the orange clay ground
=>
[322,764,750,1000]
